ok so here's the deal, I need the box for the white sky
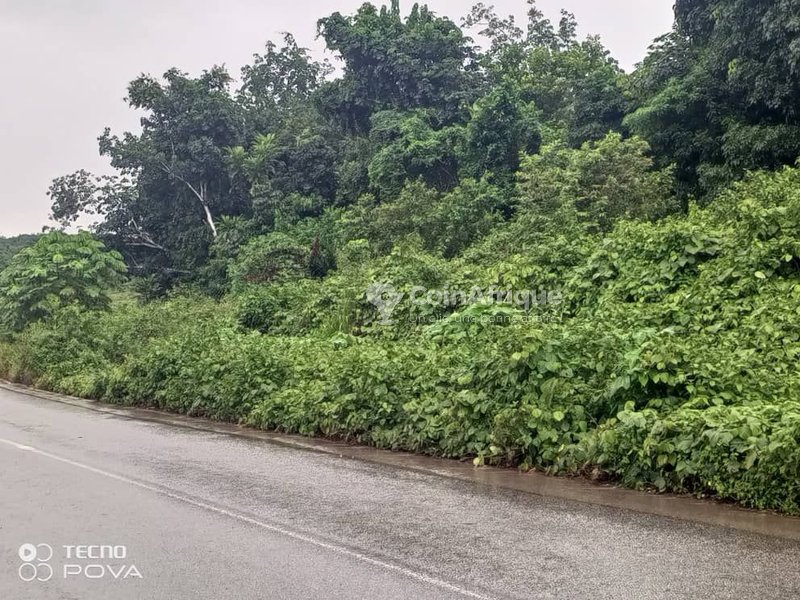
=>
[0,0,675,235]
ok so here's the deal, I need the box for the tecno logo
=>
[18,543,54,582]
[62,544,142,579]
[63,545,127,560]
[63,563,143,579]
[17,542,143,582]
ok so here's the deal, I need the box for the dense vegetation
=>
[3,1,800,513]
[0,234,40,271]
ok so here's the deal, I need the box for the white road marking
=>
[0,436,494,600]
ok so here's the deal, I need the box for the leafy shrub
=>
[234,279,322,335]
[590,401,800,513]
[349,180,504,258]
[228,233,310,290]
[0,231,126,333]
[517,134,679,232]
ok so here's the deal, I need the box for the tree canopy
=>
[627,0,800,196]
[0,234,40,272]
[43,1,800,290]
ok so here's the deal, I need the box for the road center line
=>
[0,436,494,600]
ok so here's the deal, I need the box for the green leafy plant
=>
[0,232,127,333]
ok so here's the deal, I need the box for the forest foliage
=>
[4,0,800,513]
[0,234,39,271]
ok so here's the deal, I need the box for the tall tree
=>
[102,67,249,240]
[51,68,251,284]
[464,1,628,147]
[239,33,331,118]
[316,1,477,131]
[463,83,541,184]
[628,0,800,197]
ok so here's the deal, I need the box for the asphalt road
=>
[1,387,800,600]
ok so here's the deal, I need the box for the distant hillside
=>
[0,234,40,271]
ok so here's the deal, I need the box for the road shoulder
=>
[3,379,799,542]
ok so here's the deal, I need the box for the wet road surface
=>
[1,386,799,599]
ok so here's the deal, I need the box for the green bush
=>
[0,231,126,333]
[590,401,800,513]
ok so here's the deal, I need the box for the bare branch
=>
[159,159,218,238]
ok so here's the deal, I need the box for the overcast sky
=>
[0,0,675,236]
